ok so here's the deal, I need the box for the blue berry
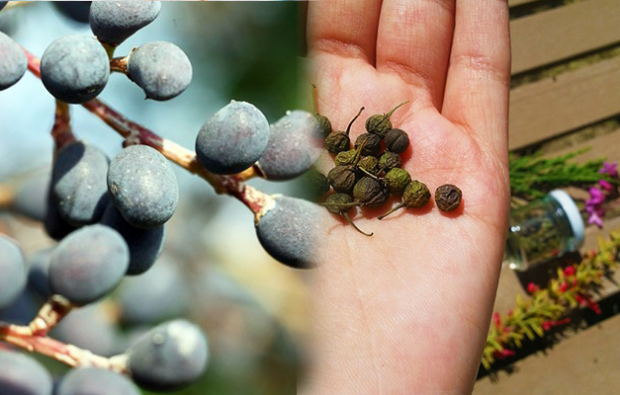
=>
[100,203,165,275]
[107,145,179,229]
[27,248,53,298]
[257,110,323,180]
[54,2,92,24]
[40,35,110,103]
[0,235,26,310]
[51,142,110,226]
[128,41,192,101]
[56,368,139,395]
[89,1,161,46]
[12,172,49,222]
[196,101,270,174]
[0,31,27,91]
[50,304,119,357]
[117,256,187,325]
[127,320,209,391]
[43,191,77,241]
[255,196,323,269]
[49,225,129,305]
[0,350,53,395]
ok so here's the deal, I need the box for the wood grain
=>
[511,0,620,74]
[509,56,620,150]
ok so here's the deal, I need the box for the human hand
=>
[303,1,511,394]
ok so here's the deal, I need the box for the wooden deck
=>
[475,0,620,393]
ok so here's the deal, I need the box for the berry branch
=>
[0,295,127,373]
[24,48,271,216]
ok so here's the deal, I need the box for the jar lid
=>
[549,189,584,247]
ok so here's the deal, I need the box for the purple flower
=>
[599,161,618,178]
[586,187,606,229]
[587,187,605,206]
[588,211,603,228]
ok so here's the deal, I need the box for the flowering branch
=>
[24,48,271,216]
[482,229,620,370]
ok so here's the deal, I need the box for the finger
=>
[376,0,456,109]
[442,0,511,152]
[307,0,383,64]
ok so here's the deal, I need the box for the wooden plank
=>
[511,0,620,74]
[509,56,620,150]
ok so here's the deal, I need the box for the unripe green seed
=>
[300,169,330,200]
[322,194,372,236]
[327,165,358,194]
[404,180,431,209]
[315,114,332,137]
[365,101,408,138]
[378,179,430,220]
[384,128,409,153]
[324,107,364,155]
[354,133,381,156]
[384,168,411,195]
[357,156,379,175]
[353,177,389,208]
[378,151,402,171]
[324,132,350,154]
[335,149,358,166]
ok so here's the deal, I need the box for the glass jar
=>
[505,190,584,271]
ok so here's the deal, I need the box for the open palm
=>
[303,1,511,394]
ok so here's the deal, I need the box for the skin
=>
[302,1,511,394]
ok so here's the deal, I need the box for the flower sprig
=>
[482,229,620,370]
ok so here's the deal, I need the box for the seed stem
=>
[358,167,380,180]
[384,101,409,119]
[378,203,405,220]
[345,107,365,136]
[342,212,373,236]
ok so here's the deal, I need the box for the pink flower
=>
[563,266,575,277]
[558,282,568,293]
[527,282,538,294]
[599,180,614,192]
[599,161,618,178]
[542,321,553,331]
[586,187,605,228]
[492,312,501,328]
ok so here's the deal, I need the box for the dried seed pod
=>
[324,107,364,155]
[299,169,330,200]
[327,165,358,194]
[335,150,358,166]
[353,177,389,208]
[365,101,409,138]
[378,151,402,171]
[323,194,372,236]
[435,184,462,212]
[384,168,411,195]
[378,180,430,219]
[315,114,332,137]
[357,156,379,175]
[384,128,410,153]
[354,133,381,157]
